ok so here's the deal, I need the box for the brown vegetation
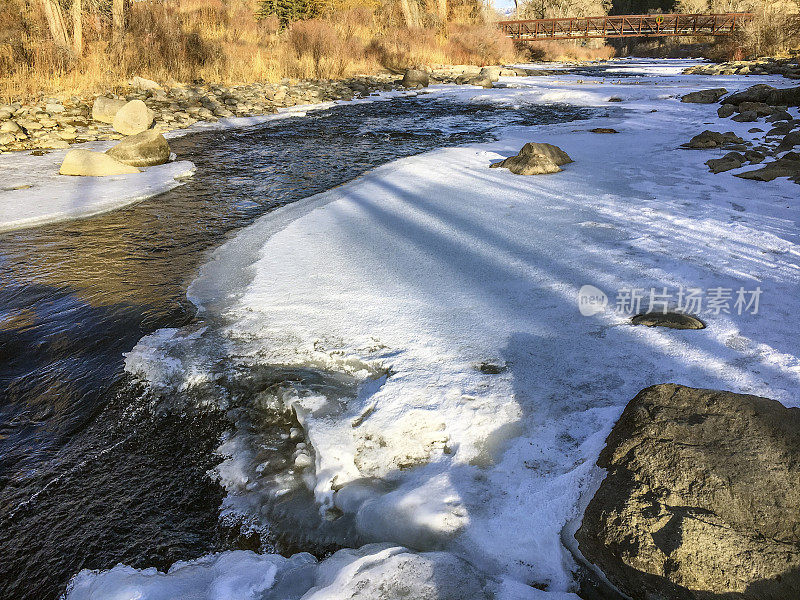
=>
[0,0,521,101]
[526,39,615,61]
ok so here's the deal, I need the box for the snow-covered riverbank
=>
[66,60,800,599]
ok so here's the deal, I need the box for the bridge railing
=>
[497,13,755,40]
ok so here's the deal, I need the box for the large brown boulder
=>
[60,149,141,176]
[576,384,800,600]
[490,143,572,175]
[401,69,429,89]
[681,88,727,103]
[92,96,127,124]
[112,99,155,136]
[721,84,776,105]
[765,85,800,107]
[106,130,170,167]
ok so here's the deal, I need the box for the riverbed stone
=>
[112,100,155,135]
[735,154,800,182]
[680,88,727,103]
[92,96,128,124]
[490,142,572,175]
[106,130,171,167]
[721,84,776,105]
[576,383,800,600]
[717,104,735,118]
[401,69,429,89]
[60,149,141,176]
[630,312,705,329]
[705,151,745,173]
[732,110,757,122]
[129,75,162,91]
[685,130,743,149]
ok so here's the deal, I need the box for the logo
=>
[578,285,608,316]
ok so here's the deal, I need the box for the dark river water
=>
[0,91,590,599]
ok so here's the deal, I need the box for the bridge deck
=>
[498,13,754,40]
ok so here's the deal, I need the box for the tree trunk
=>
[72,0,82,55]
[40,0,71,51]
[398,0,414,27]
[113,0,127,44]
[437,0,447,22]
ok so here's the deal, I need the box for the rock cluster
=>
[0,65,548,155]
[490,142,573,175]
[576,383,800,600]
[684,56,800,79]
[683,84,800,183]
[0,73,409,154]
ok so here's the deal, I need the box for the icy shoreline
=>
[67,60,800,599]
[0,95,414,233]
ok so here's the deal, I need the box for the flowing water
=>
[0,91,590,600]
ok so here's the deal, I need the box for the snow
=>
[69,60,800,598]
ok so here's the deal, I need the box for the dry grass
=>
[525,40,615,62]
[0,0,520,101]
[729,8,800,58]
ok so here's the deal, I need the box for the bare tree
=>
[437,0,448,21]
[399,0,415,26]
[113,0,128,44]
[73,0,83,55]
[40,0,71,51]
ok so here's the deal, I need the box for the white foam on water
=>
[68,60,800,598]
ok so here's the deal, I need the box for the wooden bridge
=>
[498,13,754,41]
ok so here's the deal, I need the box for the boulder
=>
[735,154,800,182]
[478,66,502,82]
[630,312,705,329]
[717,104,735,118]
[401,69,429,89]
[721,84,776,105]
[705,151,745,173]
[765,85,800,107]
[576,384,800,600]
[112,99,155,135]
[490,142,572,175]
[129,75,162,91]
[685,130,743,149]
[60,149,141,176]
[106,130,170,167]
[467,74,494,89]
[92,96,127,124]
[0,120,22,134]
[744,149,765,163]
[738,101,772,116]
[680,88,727,103]
[777,131,800,151]
[731,110,757,122]
[590,128,619,134]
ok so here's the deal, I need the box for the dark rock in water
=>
[732,110,757,123]
[717,104,735,118]
[738,101,772,116]
[401,69,429,89]
[490,142,572,175]
[630,312,705,329]
[705,151,745,174]
[476,362,507,374]
[745,149,765,163]
[681,88,727,103]
[685,130,744,149]
[778,131,800,151]
[590,128,619,134]
[765,85,800,107]
[576,383,800,600]
[721,84,776,105]
[735,154,800,182]
[608,96,623,102]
